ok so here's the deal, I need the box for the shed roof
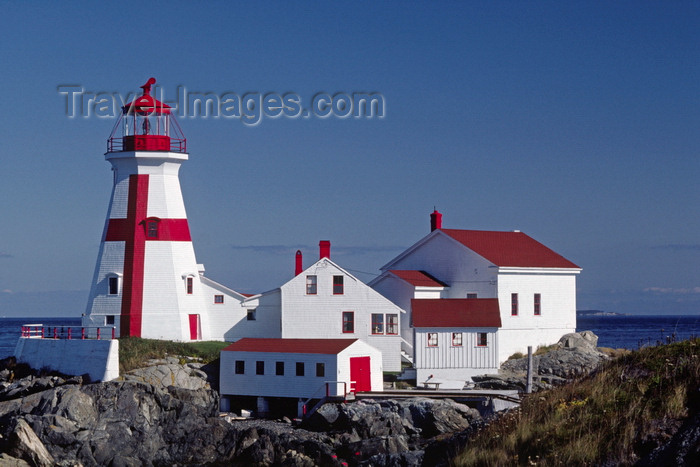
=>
[412,298,502,328]
[222,338,359,354]
[440,229,580,269]
[389,270,448,287]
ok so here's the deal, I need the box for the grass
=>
[507,344,560,361]
[454,338,700,466]
[118,337,229,373]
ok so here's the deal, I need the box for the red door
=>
[350,356,371,392]
[188,314,201,340]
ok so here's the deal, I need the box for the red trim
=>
[115,174,149,337]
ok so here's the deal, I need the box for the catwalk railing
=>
[20,324,116,340]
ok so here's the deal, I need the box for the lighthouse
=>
[83,78,210,341]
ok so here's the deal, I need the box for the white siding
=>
[220,351,337,399]
[496,271,577,363]
[220,340,383,399]
[278,259,403,372]
[414,327,499,381]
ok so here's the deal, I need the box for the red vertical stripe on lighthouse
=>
[119,174,148,337]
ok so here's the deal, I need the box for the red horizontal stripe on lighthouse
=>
[106,218,191,241]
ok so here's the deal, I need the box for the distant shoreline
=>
[577,310,627,317]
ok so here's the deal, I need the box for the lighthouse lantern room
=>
[84,78,209,341]
[107,77,186,153]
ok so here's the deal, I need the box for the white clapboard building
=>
[237,242,404,372]
[371,210,581,375]
[219,338,383,402]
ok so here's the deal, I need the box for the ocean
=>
[1,315,699,360]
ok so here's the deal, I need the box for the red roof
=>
[440,229,580,268]
[222,338,359,354]
[389,270,448,287]
[412,298,502,328]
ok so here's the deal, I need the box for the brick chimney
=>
[430,209,442,231]
[295,250,303,276]
[319,240,331,259]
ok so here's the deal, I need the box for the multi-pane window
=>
[342,311,354,333]
[511,293,518,316]
[276,361,284,376]
[466,293,477,299]
[146,220,159,238]
[477,333,488,347]
[427,333,438,347]
[306,275,317,295]
[214,294,224,304]
[235,360,245,374]
[105,315,115,326]
[186,277,193,295]
[371,314,384,334]
[333,276,344,294]
[452,332,463,346]
[534,293,541,316]
[108,276,119,295]
[296,362,304,376]
[256,361,265,375]
[386,314,399,335]
[316,363,325,377]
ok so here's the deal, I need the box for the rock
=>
[1,418,54,467]
[0,453,31,467]
[558,330,599,351]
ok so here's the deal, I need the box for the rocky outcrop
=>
[0,356,482,466]
[473,331,609,392]
[119,357,214,391]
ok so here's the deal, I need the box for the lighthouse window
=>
[105,315,115,326]
[146,220,159,238]
[186,277,193,295]
[214,295,224,304]
[108,277,119,295]
[534,293,541,316]
[511,293,519,316]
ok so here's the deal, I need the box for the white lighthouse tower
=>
[83,78,210,341]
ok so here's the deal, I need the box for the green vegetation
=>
[508,344,559,361]
[118,337,229,373]
[455,338,700,466]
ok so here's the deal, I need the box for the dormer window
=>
[146,218,160,238]
[141,217,161,239]
[106,273,122,295]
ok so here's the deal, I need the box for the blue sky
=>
[0,1,698,316]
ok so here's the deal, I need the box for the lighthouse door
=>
[349,356,371,392]
[188,314,201,340]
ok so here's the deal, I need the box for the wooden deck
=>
[356,388,521,404]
